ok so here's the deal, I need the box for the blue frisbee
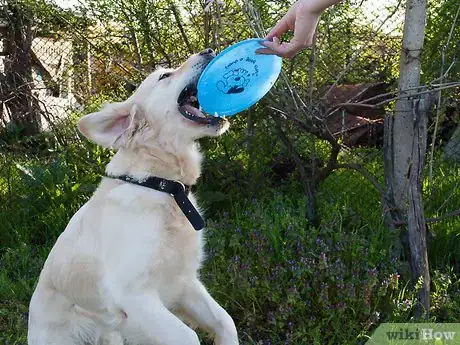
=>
[197,39,282,117]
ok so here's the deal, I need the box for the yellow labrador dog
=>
[28,49,238,345]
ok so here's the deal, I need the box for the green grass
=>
[0,141,459,344]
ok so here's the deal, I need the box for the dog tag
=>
[197,39,282,117]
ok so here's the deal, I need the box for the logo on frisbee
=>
[216,68,250,94]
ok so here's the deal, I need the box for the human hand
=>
[256,0,341,58]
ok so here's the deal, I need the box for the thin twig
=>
[309,32,318,183]
[394,208,460,226]
[325,82,460,117]
[323,0,404,99]
[272,114,318,224]
[428,48,445,188]
[428,4,460,188]
[435,178,460,215]
[59,16,142,84]
[170,2,193,54]
[374,84,460,108]
[429,60,456,85]
[445,4,460,49]
[335,163,385,195]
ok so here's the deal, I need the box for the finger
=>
[255,47,281,56]
[260,36,303,58]
[259,37,280,49]
[265,15,290,40]
[283,37,307,55]
[263,41,302,58]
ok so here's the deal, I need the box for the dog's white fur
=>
[28,52,238,345]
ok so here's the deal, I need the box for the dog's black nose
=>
[199,48,215,56]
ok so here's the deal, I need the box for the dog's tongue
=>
[180,104,206,118]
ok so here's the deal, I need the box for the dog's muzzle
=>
[177,49,226,126]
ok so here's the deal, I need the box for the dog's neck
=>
[106,142,203,186]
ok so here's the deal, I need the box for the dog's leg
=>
[178,279,239,345]
[119,295,200,345]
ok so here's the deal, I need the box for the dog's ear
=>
[78,101,140,149]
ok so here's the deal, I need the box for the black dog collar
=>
[106,175,204,231]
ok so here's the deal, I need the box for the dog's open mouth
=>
[178,83,223,126]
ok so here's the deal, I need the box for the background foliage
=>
[0,0,459,344]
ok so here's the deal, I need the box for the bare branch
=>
[323,0,404,98]
[428,4,460,187]
[429,60,456,84]
[170,2,193,54]
[334,163,385,195]
[393,208,460,226]
[272,114,318,224]
[445,4,460,49]
[325,82,460,117]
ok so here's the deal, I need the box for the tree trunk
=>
[407,96,431,318]
[384,0,430,318]
[3,1,41,136]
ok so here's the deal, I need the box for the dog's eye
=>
[159,73,172,81]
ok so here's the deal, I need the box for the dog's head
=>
[78,49,229,149]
